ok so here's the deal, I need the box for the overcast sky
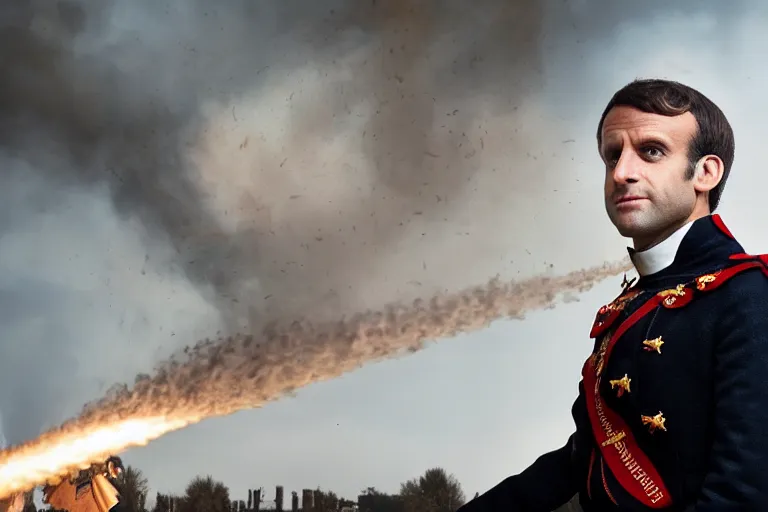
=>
[2,0,768,507]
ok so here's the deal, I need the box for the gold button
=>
[641,412,667,433]
[642,336,664,354]
[609,374,631,397]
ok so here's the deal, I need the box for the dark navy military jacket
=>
[458,215,768,511]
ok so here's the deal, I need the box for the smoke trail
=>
[0,257,630,500]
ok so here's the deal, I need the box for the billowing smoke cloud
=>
[0,0,550,444]
[0,0,749,463]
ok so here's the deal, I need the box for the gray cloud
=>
[0,0,547,444]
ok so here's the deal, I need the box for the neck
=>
[633,220,688,251]
[632,204,710,251]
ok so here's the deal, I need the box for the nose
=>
[612,149,640,185]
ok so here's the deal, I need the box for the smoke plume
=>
[0,258,630,499]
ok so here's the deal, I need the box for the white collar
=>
[629,222,694,277]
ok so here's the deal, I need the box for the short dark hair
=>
[596,79,735,212]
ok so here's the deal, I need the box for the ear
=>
[692,154,724,193]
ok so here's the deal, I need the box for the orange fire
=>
[0,417,196,499]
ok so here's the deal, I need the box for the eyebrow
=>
[599,134,673,159]
[637,134,673,149]
[599,140,621,160]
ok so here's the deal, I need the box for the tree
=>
[178,476,230,512]
[312,488,341,512]
[152,492,184,512]
[357,488,403,512]
[398,467,466,512]
[117,466,149,512]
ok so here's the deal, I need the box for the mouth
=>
[614,196,647,206]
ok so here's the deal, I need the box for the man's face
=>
[600,105,699,248]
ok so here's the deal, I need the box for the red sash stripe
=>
[583,294,673,508]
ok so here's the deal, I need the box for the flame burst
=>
[0,259,631,500]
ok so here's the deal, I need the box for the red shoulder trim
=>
[658,285,693,308]
[727,254,768,282]
[589,288,642,339]
[711,214,735,239]
[729,252,768,268]
[657,256,768,309]
[591,256,768,336]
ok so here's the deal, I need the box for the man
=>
[458,79,768,511]
[43,456,126,512]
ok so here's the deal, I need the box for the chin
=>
[615,224,642,239]
[609,213,651,240]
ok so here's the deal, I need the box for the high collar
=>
[626,214,744,289]
[628,222,694,277]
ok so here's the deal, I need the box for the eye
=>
[641,146,664,159]
[604,149,621,167]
